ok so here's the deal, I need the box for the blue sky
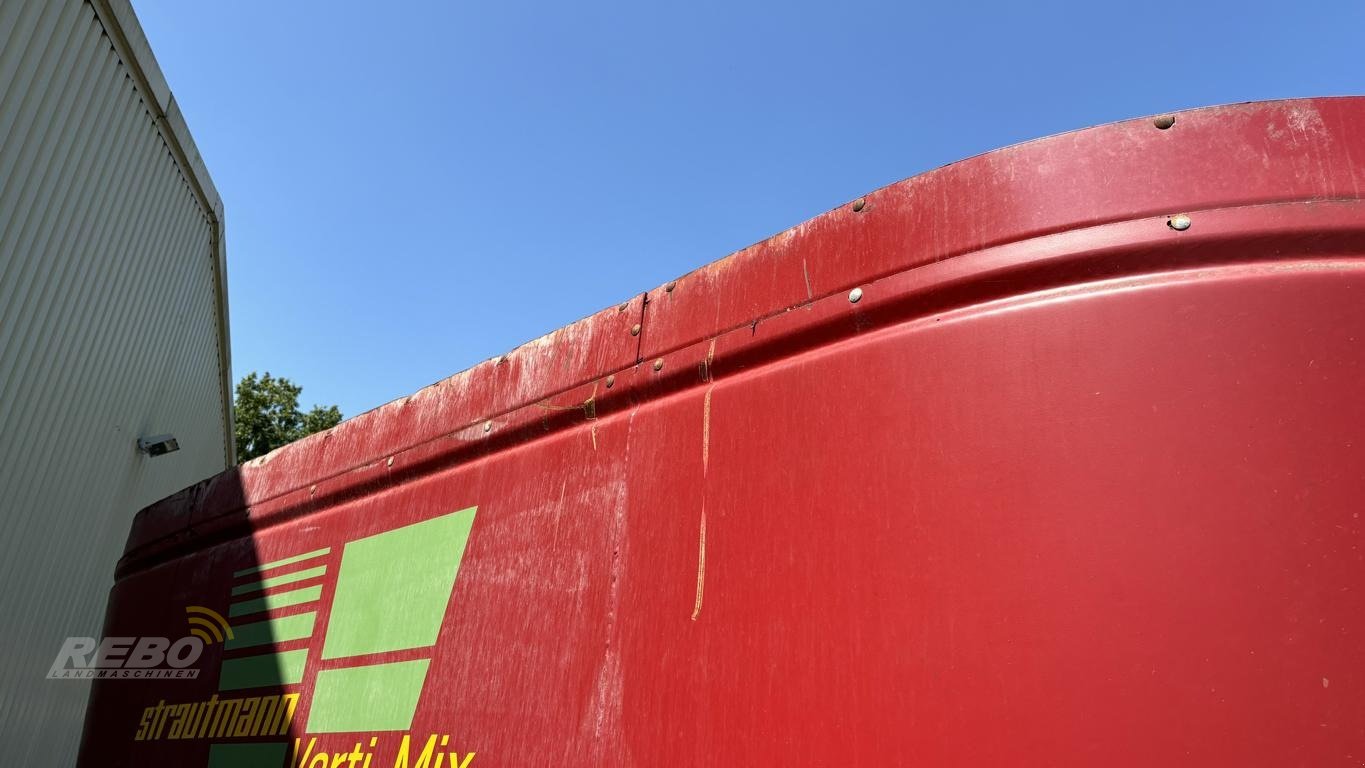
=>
[133,0,1365,419]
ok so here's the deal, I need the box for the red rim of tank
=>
[121,96,1365,572]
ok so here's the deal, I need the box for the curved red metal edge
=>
[122,96,1365,572]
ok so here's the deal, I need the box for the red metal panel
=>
[640,97,1365,358]
[80,98,1365,766]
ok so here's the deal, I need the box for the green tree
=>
[233,371,343,462]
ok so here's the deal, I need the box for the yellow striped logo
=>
[185,606,234,646]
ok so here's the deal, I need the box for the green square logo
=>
[321,507,477,659]
[306,660,432,733]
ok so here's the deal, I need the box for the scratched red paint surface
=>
[82,98,1365,766]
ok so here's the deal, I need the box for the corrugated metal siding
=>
[0,0,229,762]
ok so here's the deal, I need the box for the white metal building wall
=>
[0,0,232,763]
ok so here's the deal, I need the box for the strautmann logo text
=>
[122,506,480,767]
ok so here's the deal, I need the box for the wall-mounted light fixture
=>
[137,434,180,457]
